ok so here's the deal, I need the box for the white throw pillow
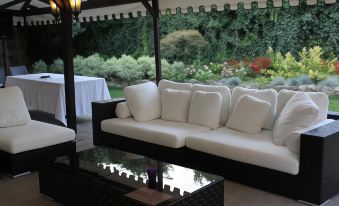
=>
[276,89,328,124]
[286,119,335,154]
[192,84,231,125]
[158,79,192,94]
[231,87,277,130]
[226,95,271,134]
[188,91,222,129]
[115,102,132,119]
[0,86,31,128]
[123,82,161,122]
[161,89,191,123]
[273,92,319,146]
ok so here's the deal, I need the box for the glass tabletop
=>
[56,146,223,198]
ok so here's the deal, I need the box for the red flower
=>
[335,62,339,74]
[251,57,272,74]
[228,60,240,67]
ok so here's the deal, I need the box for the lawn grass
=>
[108,86,123,98]
[329,95,339,112]
[108,86,339,112]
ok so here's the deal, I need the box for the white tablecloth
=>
[6,73,111,125]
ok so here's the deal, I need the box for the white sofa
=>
[92,80,339,205]
[0,86,75,176]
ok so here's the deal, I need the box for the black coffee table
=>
[39,146,224,206]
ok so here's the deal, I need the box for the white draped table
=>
[6,73,111,125]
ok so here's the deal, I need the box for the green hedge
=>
[74,2,339,64]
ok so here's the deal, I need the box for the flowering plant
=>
[335,62,339,74]
[251,57,272,74]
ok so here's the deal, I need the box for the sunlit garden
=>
[29,3,339,110]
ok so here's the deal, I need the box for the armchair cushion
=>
[123,82,161,122]
[226,95,271,134]
[161,89,191,123]
[0,86,31,128]
[273,92,319,146]
[0,120,75,154]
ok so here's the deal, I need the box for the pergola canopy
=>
[0,0,337,26]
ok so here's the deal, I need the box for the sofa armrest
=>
[327,111,339,120]
[92,98,125,145]
[299,120,339,204]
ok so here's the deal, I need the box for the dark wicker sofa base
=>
[0,141,76,176]
[93,100,339,205]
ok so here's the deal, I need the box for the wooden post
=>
[152,0,162,84]
[1,36,10,77]
[61,4,77,132]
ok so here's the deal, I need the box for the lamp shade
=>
[69,0,82,16]
[49,0,60,17]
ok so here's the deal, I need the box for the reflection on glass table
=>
[56,146,223,198]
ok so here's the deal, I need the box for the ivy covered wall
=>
[73,2,338,63]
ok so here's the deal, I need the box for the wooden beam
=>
[140,0,155,17]
[21,0,32,11]
[1,36,10,79]
[36,0,49,4]
[10,0,142,16]
[0,0,25,10]
[61,2,77,132]
[151,0,162,84]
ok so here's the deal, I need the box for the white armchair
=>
[0,86,75,176]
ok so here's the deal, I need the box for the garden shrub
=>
[137,56,154,78]
[147,59,171,81]
[79,53,106,77]
[32,60,48,73]
[73,55,84,75]
[270,77,285,86]
[163,61,186,82]
[263,46,337,82]
[224,77,242,87]
[296,75,313,85]
[115,55,144,85]
[49,58,64,74]
[318,76,339,88]
[103,56,120,80]
[160,30,210,64]
[287,78,301,86]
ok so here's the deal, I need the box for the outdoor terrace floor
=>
[1,117,339,206]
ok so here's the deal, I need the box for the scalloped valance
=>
[1,0,337,26]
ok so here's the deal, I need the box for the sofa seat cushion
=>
[0,120,75,154]
[101,118,210,148]
[186,127,299,175]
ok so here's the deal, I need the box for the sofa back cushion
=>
[158,79,192,94]
[231,87,277,130]
[188,91,222,129]
[227,95,271,134]
[273,92,319,146]
[115,102,132,119]
[161,89,191,123]
[192,84,231,125]
[123,82,161,122]
[276,89,328,123]
[0,86,31,128]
